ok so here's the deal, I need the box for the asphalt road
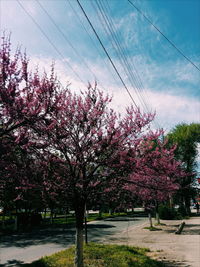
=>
[0,215,147,266]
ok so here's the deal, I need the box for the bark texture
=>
[148,212,153,228]
[74,203,85,267]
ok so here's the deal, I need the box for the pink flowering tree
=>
[127,132,184,226]
[41,85,155,267]
[39,153,70,223]
[0,35,63,222]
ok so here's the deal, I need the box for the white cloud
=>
[146,90,200,131]
[28,55,199,133]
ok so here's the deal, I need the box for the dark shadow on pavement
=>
[0,223,117,249]
[0,227,76,248]
[161,259,192,267]
[163,224,180,234]
[87,224,115,229]
[104,217,141,222]
[181,224,200,235]
[0,259,25,267]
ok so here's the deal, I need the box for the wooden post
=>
[175,222,185,234]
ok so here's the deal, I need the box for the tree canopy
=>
[167,123,200,214]
[0,36,187,267]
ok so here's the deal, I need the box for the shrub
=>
[177,205,187,217]
[158,205,177,220]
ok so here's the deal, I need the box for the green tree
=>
[167,123,200,215]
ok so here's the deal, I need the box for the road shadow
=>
[162,222,200,235]
[87,223,117,242]
[0,227,76,248]
[0,259,25,267]
[181,224,200,235]
[87,224,115,229]
[161,259,192,267]
[0,223,117,249]
[104,217,142,222]
[163,224,180,234]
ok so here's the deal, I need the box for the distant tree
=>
[167,123,200,214]
[126,132,184,225]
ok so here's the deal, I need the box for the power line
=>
[37,0,119,95]
[67,0,120,88]
[127,0,200,72]
[17,0,86,87]
[36,0,100,84]
[76,0,138,109]
[95,0,150,112]
[97,0,162,130]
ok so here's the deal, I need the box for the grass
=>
[23,243,165,267]
[0,215,10,221]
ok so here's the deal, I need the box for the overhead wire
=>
[36,0,110,92]
[92,0,161,130]
[66,0,121,88]
[76,0,138,109]
[102,0,162,130]
[103,0,153,112]
[17,0,165,130]
[127,0,200,72]
[17,0,86,88]
[95,0,150,113]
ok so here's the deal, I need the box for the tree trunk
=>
[84,205,88,244]
[155,202,160,224]
[169,194,173,209]
[148,212,153,228]
[2,211,5,230]
[14,207,18,231]
[156,211,160,225]
[44,208,47,219]
[75,226,84,267]
[184,196,191,215]
[84,216,88,244]
[14,216,18,231]
[50,210,53,224]
[75,204,85,267]
[99,209,102,218]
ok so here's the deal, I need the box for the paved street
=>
[0,216,146,266]
[108,216,200,267]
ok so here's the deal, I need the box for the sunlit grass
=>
[24,243,165,267]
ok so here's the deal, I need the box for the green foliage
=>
[177,205,187,217]
[167,123,200,172]
[158,205,179,220]
[167,123,200,214]
[24,243,165,267]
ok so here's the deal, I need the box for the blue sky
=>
[0,0,200,132]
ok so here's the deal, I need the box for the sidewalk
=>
[105,216,200,267]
